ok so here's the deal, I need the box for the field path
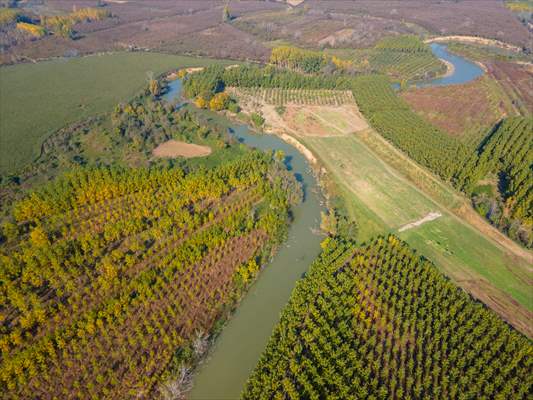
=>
[398,212,442,232]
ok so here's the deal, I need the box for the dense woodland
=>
[0,151,302,398]
[243,236,532,399]
[457,116,532,246]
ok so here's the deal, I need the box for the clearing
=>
[153,140,212,158]
[0,52,236,173]
[232,88,533,336]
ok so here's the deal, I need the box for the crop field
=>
[327,36,446,83]
[231,84,533,334]
[306,0,531,49]
[231,87,355,106]
[0,52,236,174]
[0,153,299,398]
[244,237,532,399]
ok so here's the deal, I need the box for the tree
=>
[194,96,207,109]
[222,5,231,22]
[209,92,229,111]
[147,72,161,97]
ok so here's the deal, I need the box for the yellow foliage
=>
[16,22,46,38]
[0,9,19,25]
[209,92,230,111]
[29,226,49,247]
[331,56,354,71]
[177,69,188,79]
[194,96,208,109]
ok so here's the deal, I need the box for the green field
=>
[300,132,532,319]
[0,52,236,173]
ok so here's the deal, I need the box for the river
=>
[163,44,482,397]
[163,81,325,399]
[420,43,484,86]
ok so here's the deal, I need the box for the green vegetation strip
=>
[0,52,235,173]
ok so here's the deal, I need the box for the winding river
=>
[420,43,484,86]
[163,43,483,398]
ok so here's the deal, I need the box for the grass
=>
[399,215,532,310]
[0,52,237,174]
[299,130,532,314]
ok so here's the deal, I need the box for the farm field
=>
[243,237,532,399]
[0,152,300,398]
[0,52,236,174]
[235,88,532,335]
[401,75,513,144]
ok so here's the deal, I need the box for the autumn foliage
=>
[0,152,301,398]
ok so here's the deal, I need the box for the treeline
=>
[243,235,532,399]
[270,46,354,74]
[375,34,431,53]
[270,46,327,74]
[11,7,110,39]
[456,116,532,246]
[0,152,302,398]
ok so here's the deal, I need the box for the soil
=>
[426,35,522,52]
[398,211,442,232]
[152,140,212,158]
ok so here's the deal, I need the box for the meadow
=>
[0,52,235,174]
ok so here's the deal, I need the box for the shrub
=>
[16,22,46,37]
[251,112,265,128]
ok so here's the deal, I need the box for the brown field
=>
[305,0,531,49]
[152,140,212,158]
[0,0,283,64]
[401,76,512,141]
[234,9,414,49]
[283,105,369,137]
[485,61,533,115]
[3,0,530,64]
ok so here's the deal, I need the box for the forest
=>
[457,116,532,246]
[243,236,532,399]
[0,152,302,398]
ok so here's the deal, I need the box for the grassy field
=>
[0,52,236,174]
[301,132,532,326]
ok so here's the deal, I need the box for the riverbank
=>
[425,35,522,52]
[439,58,455,78]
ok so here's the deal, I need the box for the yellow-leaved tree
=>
[209,92,230,111]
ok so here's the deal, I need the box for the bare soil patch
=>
[153,140,211,158]
[398,211,442,232]
[426,35,522,52]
